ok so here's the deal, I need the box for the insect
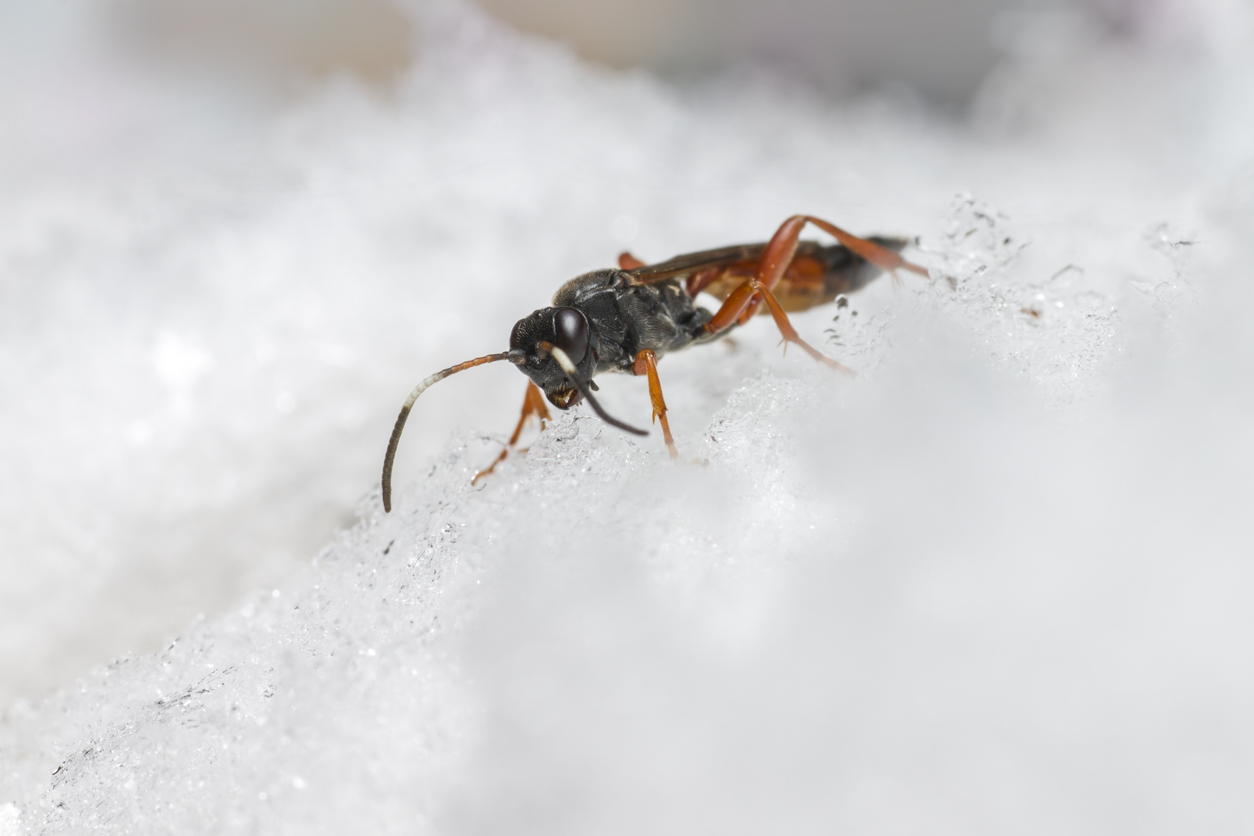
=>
[382,215,927,511]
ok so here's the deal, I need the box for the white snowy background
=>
[2,0,1253,833]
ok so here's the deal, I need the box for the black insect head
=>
[509,306,596,409]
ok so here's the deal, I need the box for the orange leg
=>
[632,349,679,458]
[472,381,551,484]
[723,215,927,324]
[618,252,646,270]
[756,281,856,375]
[704,278,854,374]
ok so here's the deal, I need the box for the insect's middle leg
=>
[632,349,679,459]
[472,381,551,484]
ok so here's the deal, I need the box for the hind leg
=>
[732,215,926,324]
[704,277,853,374]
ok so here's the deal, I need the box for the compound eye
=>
[553,307,589,365]
[509,318,526,351]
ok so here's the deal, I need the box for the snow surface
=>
[2,0,1254,833]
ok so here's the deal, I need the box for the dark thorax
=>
[551,269,715,375]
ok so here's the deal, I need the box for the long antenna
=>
[382,351,520,512]
[382,346,649,513]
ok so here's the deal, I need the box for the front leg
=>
[472,381,551,484]
[632,349,679,459]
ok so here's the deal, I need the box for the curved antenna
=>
[544,343,649,438]
[382,351,521,513]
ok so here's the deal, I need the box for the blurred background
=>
[4,0,1210,100]
[0,0,1237,702]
